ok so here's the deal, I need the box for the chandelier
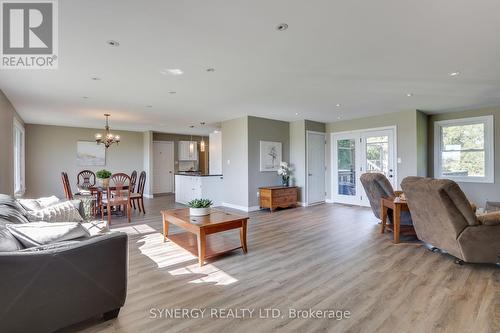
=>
[94,114,120,148]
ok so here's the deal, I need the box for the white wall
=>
[209,131,222,175]
[0,90,24,195]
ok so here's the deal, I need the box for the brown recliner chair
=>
[360,173,412,225]
[401,176,500,264]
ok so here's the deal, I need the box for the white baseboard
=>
[144,194,154,199]
[222,202,260,212]
[325,198,334,203]
[297,201,306,207]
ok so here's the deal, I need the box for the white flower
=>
[280,161,288,168]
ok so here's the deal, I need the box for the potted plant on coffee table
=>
[187,199,213,216]
[96,169,112,188]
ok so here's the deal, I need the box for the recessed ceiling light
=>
[106,40,120,47]
[337,116,342,120]
[406,93,413,97]
[91,77,101,81]
[206,68,215,72]
[295,112,299,116]
[161,68,183,76]
[168,91,176,94]
[449,71,461,77]
[336,103,341,107]
[276,23,289,31]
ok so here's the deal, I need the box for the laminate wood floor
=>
[63,195,500,333]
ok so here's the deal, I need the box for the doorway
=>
[332,127,396,206]
[306,131,326,205]
[153,141,175,194]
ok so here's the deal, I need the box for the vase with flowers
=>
[277,162,292,187]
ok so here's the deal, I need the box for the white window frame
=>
[13,118,25,196]
[434,115,494,183]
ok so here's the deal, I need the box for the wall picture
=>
[77,141,106,166]
[260,141,282,171]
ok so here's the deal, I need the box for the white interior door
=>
[332,128,396,206]
[307,131,326,205]
[153,141,174,194]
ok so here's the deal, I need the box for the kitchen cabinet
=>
[175,174,223,206]
[178,141,198,161]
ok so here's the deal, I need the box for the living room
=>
[1,1,499,332]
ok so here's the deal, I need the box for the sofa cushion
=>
[0,226,24,251]
[0,206,29,225]
[6,222,90,247]
[0,194,28,216]
[25,201,84,223]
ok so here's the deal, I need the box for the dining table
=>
[82,185,130,218]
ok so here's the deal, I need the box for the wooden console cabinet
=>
[259,186,298,212]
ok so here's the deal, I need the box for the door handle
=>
[308,173,313,176]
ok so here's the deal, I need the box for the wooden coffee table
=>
[161,208,249,266]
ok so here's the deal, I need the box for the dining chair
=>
[102,173,132,226]
[77,170,96,191]
[131,171,146,214]
[129,170,138,210]
[61,172,74,200]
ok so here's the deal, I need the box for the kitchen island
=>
[175,173,223,206]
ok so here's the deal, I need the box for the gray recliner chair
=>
[401,177,500,264]
[360,172,412,225]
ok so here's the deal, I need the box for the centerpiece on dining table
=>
[187,199,213,216]
[96,169,112,188]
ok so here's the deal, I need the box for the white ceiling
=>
[1,0,500,134]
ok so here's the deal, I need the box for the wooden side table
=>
[380,197,416,244]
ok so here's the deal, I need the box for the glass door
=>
[332,128,396,206]
[359,130,395,206]
[333,133,359,205]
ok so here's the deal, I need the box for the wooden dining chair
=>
[77,170,96,190]
[130,170,138,193]
[61,172,74,200]
[131,171,146,214]
[102,173,132,226]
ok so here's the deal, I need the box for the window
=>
[434,115,494,183]
[13,118,25,196]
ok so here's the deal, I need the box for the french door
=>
[332,127,396,206]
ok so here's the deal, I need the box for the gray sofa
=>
[401,177,500,264]
[0,194,128,333]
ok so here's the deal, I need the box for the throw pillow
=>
[6,222,90,247]
[25,200,84,223]
[37,196,61,208]
[17,198,42,211]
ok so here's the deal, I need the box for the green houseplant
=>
[96,169,112,188]
[187,198,213,216]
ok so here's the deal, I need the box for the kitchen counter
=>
[175,174,223,205]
